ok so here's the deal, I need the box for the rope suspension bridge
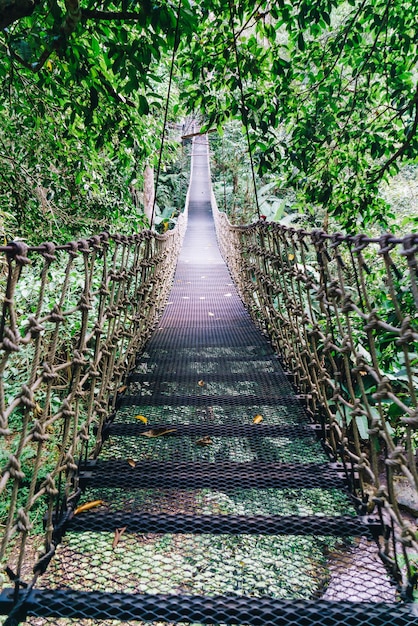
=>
[0,135,417,625]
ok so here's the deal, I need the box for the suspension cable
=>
[151,0,183,229]
[227,0,261,220]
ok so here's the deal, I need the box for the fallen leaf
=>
[112,526,127,550]
[288,253,295,261]
[33,403,43,419]
[253,414,263,424]
[127,458,136,468]
[197,380,205,387]
[208,312,214,316]
[196,436,213,446]
[117,385,127,394]
[135,415,148,424]
[141,427,177,438]
[74,500,104,515]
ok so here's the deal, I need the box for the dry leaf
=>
[196,436,213,446]
[135,415,148,424]
[197,380,205,387]
[208,312,214,316]
[141,427,177,438]
[253,414,263,424]
[288,253,295,261]
[117,385,127,394]
[112,526,127,549]
[127,458,136,468]
[74,500,104,515]
[33,403,43,419]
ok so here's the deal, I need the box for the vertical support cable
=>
[151,0,183,229]
[227,0,261,220]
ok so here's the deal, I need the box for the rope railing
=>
[212,193,418,594]
[0,214,187,590]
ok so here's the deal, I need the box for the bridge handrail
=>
[212,195,418,593]
[0,212,187,586]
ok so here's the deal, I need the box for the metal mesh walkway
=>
[7,137,411,624]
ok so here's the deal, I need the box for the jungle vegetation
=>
[0,0,417,242]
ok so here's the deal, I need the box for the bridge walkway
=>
[3,136,410,625]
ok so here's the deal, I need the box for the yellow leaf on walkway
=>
[135,415,148,424]
[253,414,263,424]
[74,500,104,515]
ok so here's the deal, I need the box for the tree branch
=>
[369,83,418,183]
[81,9,146,21]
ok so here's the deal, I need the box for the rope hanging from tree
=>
[227,0,261,220]
[151,0,183,229]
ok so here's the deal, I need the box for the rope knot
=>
[355,452,370,470]
[2,326,21,352]
[341,294,354,314]
[27,315,45,336]
[78,425,89,441]
[330,232,346,247]
[42,362,58,382]
[68,241,79,258]
[401,407,418,427]
[40,242,56,263]
[49,304,65,323]
[63,452,78,472]
[400,234,418,267]
[8,455,25,480]
[372,377,392,401]
[72,350,86,366]
[327,279,343,300]
[340,335,353,354]
[78,294,92,311]
[61,400,75,420]
[351,398,366,418]
[17,508,32,533]
[353,233,369,252]
[399,524,416,547]
[32,420,49,442]
[44,474,59,496]
[78,239,91,253]
[396,316,416,346]
[385,445,406,467]
[364,311,380,332]
[20,384,36,409]
[378,233,397,255]
[89,234,103,251]
[8,241,30,265]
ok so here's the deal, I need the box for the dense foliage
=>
[0,0,195,243]
[180,0,418,231]
[1,0,417,237]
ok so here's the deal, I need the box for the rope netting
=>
[0,215,187,588]
[213,196,418,591]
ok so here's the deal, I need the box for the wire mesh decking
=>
[0,137,415,624]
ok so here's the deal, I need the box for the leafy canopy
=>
[1,0,418,234]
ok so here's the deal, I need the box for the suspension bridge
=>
[0,135,417,624]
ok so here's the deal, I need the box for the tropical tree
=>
[180,0,418,231]
[1,0,417,235]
